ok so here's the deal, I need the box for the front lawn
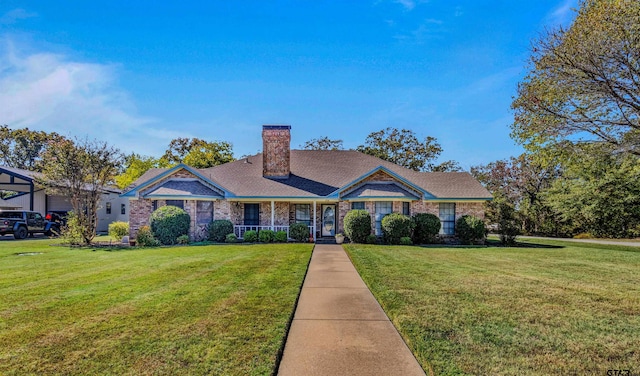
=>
[345,240,640,375]
[0,239,312,375]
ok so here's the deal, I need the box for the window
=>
[374,201,393,236]
[152,200,158,211]
[439,203,456,235]
[121,204,126,215]
[244,203,259,225]
[106,202,112,214]
[351,202,365,210]
[197,201,214,224]
[295,204,311,225]
[402,202,410,216]
[166,200,184,209]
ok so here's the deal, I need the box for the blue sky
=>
[0,1,578,169]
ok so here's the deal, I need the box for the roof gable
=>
[121,164,230,198]
[334,166,433,200]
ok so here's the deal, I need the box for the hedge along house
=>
[122,125,492,242]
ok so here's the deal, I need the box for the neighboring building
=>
[122,125,492,241]
[0,166,128,233]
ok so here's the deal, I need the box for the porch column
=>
[313,201,316,241]
[29,181,34,211]
[271,200,275,230]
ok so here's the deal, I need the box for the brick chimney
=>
[262,125,291,178]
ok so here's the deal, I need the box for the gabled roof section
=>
[342,182,420,200]
[334,166,433,200]
[120,164,231,198]
[143,179,224,199]
[0,166,40,192]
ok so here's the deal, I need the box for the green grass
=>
[344,240,640,375]
[0,238,312,375]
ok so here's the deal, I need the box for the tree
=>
[39,137,122,245]
[511,0,640,155]
[544,143,640,238]
[471,152,564,236]
[301,136,344,150]
[357,127,458,171]
[115,153,167,189]
[0,125,64,171]
[161,137,234,168]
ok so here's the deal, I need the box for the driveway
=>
[518,235,640,247]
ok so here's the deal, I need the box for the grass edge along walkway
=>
[345,240,640,375]
[0,240,313,376]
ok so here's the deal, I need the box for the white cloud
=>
[0,41,180,156]
[0,9,37,25]
[395,0,416,11]
[546,0,578,27]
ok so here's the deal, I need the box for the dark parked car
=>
[0,210,60,239]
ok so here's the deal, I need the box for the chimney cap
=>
[262,125,291,130]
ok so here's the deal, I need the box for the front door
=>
[321,204,336,237]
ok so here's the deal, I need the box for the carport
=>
[0,166,37,211]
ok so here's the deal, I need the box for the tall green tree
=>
[0,125,64,171]
[544,144,640,238]
[39,138,122,245]
[115,153,168,189]
[357,127,459,172]
[161,137,234,168]
[512,0,640,155]
[301,136,344,150]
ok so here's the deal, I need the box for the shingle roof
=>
[125,150,492,200]
[143,180,223,198]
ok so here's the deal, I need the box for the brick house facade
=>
[122,125,492,242]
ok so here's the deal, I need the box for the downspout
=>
[29,181,34,211]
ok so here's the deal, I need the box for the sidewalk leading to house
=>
[277,244,425,376]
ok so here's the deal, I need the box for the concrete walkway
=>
[278,244,425,376]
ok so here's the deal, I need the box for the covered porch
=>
[230,199,338,241]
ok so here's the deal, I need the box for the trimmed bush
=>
[225,233,238,243]
[456,215,486,244]
[381,213,415,244]
[344,210,372,243]
[289,223,310,242]
[366,234,378,244]
[209,219,234,242]
[60,211,83,246]
[243,230,258,242]
[274,230,288,243]
[412,213,441,244]
[259,229,275,243]
[108,221,129,239]
[400,236,413,245]
[150,205,190,245]
[137,225,160,247]
[176,234,190,245]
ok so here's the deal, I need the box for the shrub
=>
[108,221,129,240]
[289,223,310,242]
[573,232,592,239]
[60,211,84,246]
[456,215,486,244]
[497,201,521,245]
[137,225,160,247]
[412,213,441,244]
[400,236,413,245]
[365,234,378,244]
[344,210,372,243]
[259,229,275,243]
[274,230,288,243]
[150,205,190,245]
[225,233,238,243]
[177,234,190,245]
[381,213,415,244]
[243,230,258,242]
[209,219,234,242]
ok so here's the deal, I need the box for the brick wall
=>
[262,126,291,178]
[129,199,154,239]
